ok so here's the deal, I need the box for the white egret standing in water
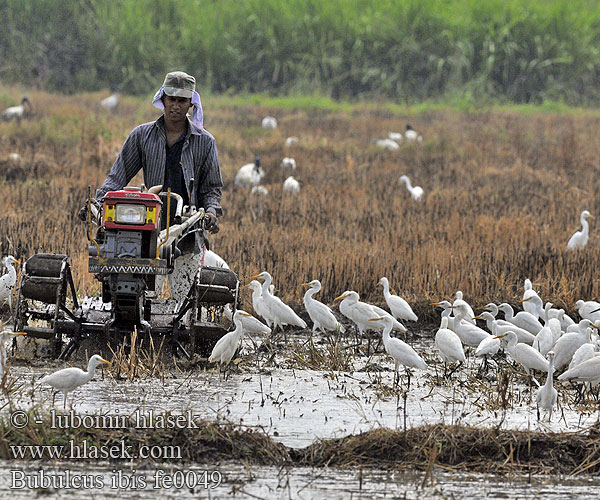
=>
[369,316,426,390]
[536,351,558,421]
[40,355,111,409]
[378,277,418,322]
[302,280,344,335]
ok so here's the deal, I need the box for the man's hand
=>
[78,199,100,222]
[204,211,220,233]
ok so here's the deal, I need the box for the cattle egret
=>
[243,280,272,327]
[451,303,492,347]
[575,300,600,322]
[378,277,417,322]
[567,210,592,250]
[552,320,596,370]
[494,331,549,378]
[98,93,119,111]
[399,175,424,201]
[522,279,542,319]
[262,116,277,129]
[369,316,426,389]
[40,355,111,408]
[285,136,299,147]
[0,256,20,311]
[453,291,476,324]
[375,138,399,151]
[250,272,306,331]
[559,356,600,386]
[283,176,300,193]
[536,351,558,421]
[302,280,344,335]
[435,316,465,372]
[280,157,296,170]
[203,250,229,269]
[251,185,268,196]
[234,157,264,188]
[0,331,26,378]
[498,302,542,337]
[209,311,253,373]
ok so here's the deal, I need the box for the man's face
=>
[162,95,192,124]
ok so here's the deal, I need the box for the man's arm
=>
[196,139,223,217]
[96,128,144,200]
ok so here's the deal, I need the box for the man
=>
[91,71,224,301]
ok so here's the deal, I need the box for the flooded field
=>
[2,461,600,499]
[3,325,600,498]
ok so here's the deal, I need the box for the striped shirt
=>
[96,115,223,215]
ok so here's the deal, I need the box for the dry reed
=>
[1,87,600,322]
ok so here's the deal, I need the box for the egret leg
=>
[406,369,412,393]
[394,361,399,388]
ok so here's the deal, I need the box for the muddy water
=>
[5,356,599,448]
[2,461,600,499]
[4,328,600,498]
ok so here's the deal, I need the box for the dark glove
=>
[78,199,100,222]
[204,211,220,233]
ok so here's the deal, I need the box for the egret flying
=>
[378,277,418,322]
[40,354,111,408]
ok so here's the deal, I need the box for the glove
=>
[78,199,100,222]
[204,211,220,233]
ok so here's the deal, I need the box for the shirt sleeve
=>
[196,138,223,216]
[96,128,144,200]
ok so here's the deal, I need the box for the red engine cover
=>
[102,187,162,231]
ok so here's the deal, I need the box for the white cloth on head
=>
[152,86,204,129]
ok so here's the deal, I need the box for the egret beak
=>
[301,282,311,287]
[430,301,444,306]
[492,334,507,339]
[100,358,112,366]
[518,297,532,303]
[11,258,20,264]
[334,294,347,302]
[368,317,383,322]
[10,332,27,336]
[242,283,251,289]
[472,315,482,320]
[591,323,600,331]
[249,274,263,280]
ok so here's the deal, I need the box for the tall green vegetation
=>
[1,0,600,103]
